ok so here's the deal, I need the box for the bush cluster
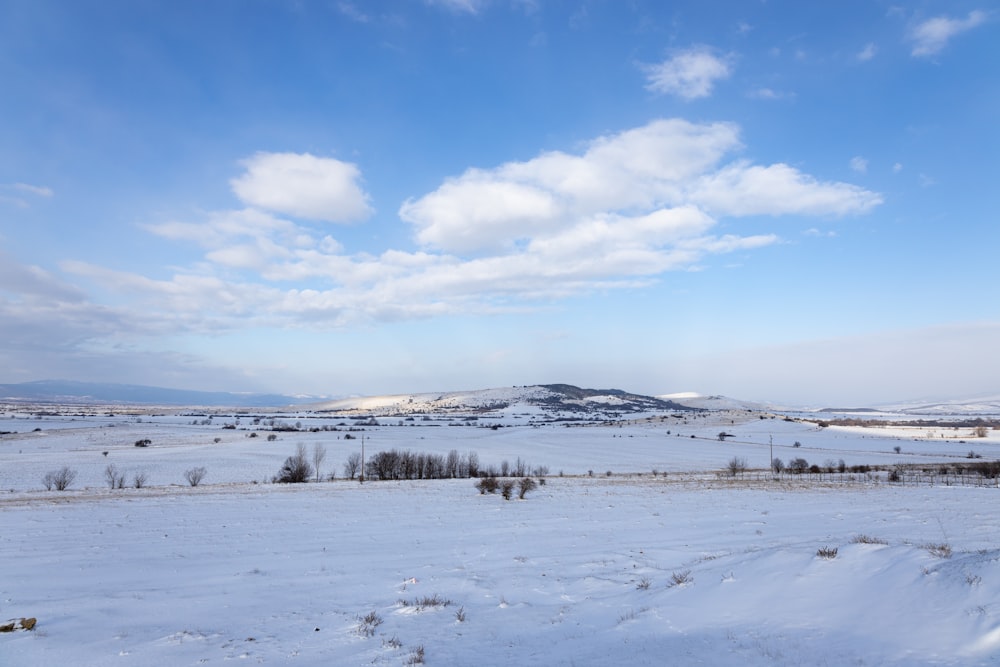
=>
[476,476,538,500]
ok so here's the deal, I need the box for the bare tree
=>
[133,471,149,489]
[344,452,361,480]
[185,467,207,487]
[43,467,77,491]
[105,464,126,490]
[312,443,327,482]
[726,456,748,478]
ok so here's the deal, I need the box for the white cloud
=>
[1,182,53,207]
[12,182,54,197]
[642,46,732,100]
[857,42,877,62]
[893,162,903,173]
[748,87,794,100]
[910,10,987,57]
[804,228,837,238]
[337,2,370,22]
[230,152,373,223]
[850,156,868,173]
[69,119,880,332]
[689,162,882,217]
[425,0,486,14]
[402,119,742,254]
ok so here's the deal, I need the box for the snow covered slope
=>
[312,384,692,417]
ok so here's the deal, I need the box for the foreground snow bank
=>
[2,479,998,666]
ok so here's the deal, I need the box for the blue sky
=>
[1,0,997,406]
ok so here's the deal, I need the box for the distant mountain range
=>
[4,380,996,416]
[0,380,307,408]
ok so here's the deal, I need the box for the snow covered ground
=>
[2,403,1000,665]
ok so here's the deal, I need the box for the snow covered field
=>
[2,404,1000,665]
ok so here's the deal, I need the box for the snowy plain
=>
[2,398,1000,666]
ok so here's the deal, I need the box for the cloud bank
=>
[59,120,881,334]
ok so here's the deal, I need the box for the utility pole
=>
[769,435,773,474]
[360,433,365,484]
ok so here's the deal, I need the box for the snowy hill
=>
[312,384,693,417]
[657,392,769,412]
[876,394,1000,416]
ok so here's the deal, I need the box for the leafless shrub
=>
[43,467,77,491]
[275,443,313,483]
[405,645,425,665]
[382,635,403,649]
[133,471,149,489]
[499,479,515,500]
[104,464,126,490]
[925,543,952,558]
[726,456,748,477]
[771,458,784,474]
[455,606,466,623]
[476,477,499,494]
[636,577,651,590]
[851,534,888,545]
[517,477,537,499]
[618,609,639,623]
[184,467,207,487]
[974,425,988,438]
[399,594,452,610]
[668,570,693,587]
[356,611,383,637]
[816,546,838,559]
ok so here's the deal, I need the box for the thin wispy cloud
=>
[337,2,370,23]
[850,156,868,173]
[1,182,54,207]
[910,10,987,57]
[857,42,877,62]
[12,183,54,197]
[425,0,487,14]
[748,87,794,101]
[642,46,732,100]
